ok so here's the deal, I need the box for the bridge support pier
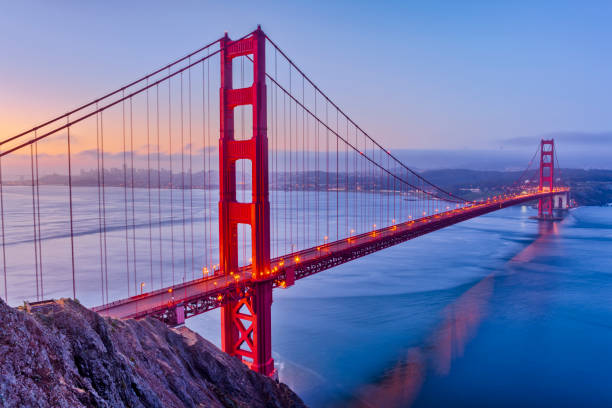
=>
[553,191,570,211]
[167,304,185,326]
[220,281,274,374]
[219,27,274,376]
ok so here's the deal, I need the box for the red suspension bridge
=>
[0,27,569,376]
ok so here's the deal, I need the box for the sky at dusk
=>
[1,0,612,154]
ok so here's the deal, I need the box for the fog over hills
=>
[392,149,610,172]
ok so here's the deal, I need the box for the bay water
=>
[1,185,610,406]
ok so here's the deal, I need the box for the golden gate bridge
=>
[0,27,569,376]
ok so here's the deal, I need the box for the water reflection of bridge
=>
[345,221,559,408]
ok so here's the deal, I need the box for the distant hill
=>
[4,166,610,206]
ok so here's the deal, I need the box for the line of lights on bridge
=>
[127,187,567,302]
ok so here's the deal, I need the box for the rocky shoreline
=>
[0,298,306,408]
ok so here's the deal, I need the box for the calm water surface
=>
[2,185,610,407]
[189,205,612,407]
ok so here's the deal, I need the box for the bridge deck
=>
[92,190,566,324]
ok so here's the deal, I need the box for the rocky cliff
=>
[0,298,306,408]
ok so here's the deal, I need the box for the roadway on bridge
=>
[93,189,566,322]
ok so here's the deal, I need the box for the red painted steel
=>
[218,26,273,376]
[538,139,555,218]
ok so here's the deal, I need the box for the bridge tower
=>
[219,27,274,376]
[538,139,555,218]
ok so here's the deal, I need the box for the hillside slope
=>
[0,298,305,408]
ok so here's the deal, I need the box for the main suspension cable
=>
[264,35,469,204]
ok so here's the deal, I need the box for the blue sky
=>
[1,0,612,151]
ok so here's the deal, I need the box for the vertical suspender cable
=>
[66,123,76,300]
[100,112,109,304]
[303,77,308,249]
[275,52,279,257]
[388,153,391,224]
[275,78,279,255]
[188,60,195,279]
[96,110,105,303]
[345,119,348,236]
[146,80,153,289]
[206,55,213,271]
[169,71,175,287]
[30,144,39,301]
[326,100,329,240]
[354,127,357,234]
[0,148,7,301]
[130,98,137,294]
[122,94,130,296]
[336,110,339,240]
[201,60,209,272]
[269,77,274,257]
[180,72,187,282]
[289,65,293,253]
[283,91,287,255]
[315,90,319,246]
[156,85,163,287]
[34,143,43,298]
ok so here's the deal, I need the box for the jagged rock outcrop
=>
[0,298,306,408]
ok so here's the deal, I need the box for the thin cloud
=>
[503,131,612,146]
